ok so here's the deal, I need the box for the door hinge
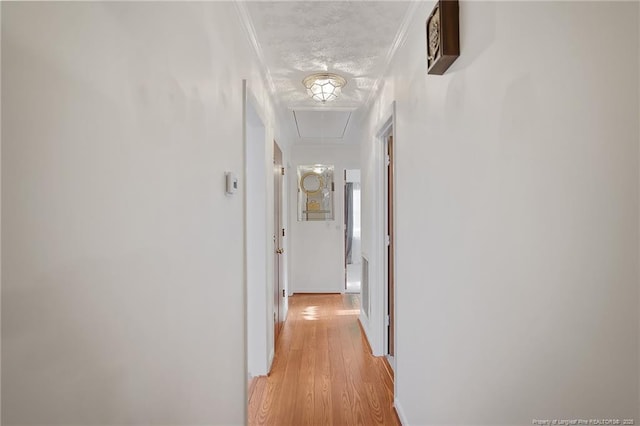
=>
[281,167,285,176]
[385,235,391,246]
[385,154,391,166]
[282,289,285,297]
[282,228,285,237]
[385,315,390,327]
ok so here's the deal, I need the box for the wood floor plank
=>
[293,318,317,426]
[248,293,399,426]
[328,319,355,426]
[313,322,332,425]
[255,378,278,426]
[337,310,370,425]
[247,377,266,425]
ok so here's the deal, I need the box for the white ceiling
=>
[240,1,413,142]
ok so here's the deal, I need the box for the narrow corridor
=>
[248,294,399,425]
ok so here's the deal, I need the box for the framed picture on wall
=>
[297,164,335,221]
[426,0,460,75]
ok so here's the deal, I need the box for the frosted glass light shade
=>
[302,73,347,103]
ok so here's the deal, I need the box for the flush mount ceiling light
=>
[302,73,347,103]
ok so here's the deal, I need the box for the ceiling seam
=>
[362,0,423,111]
[341,113,352,139]
[292,110,302,138]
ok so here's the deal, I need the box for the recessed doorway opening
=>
[345,169,362,294]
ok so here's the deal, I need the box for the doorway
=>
[244,84,269,378]
[344,169,362,294]
[383,131,395,362]
[273,141,285,344]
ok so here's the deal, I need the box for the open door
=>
[273,141,285,344]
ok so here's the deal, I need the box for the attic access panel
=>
[293,110,351,139]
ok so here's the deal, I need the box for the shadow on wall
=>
[448,1,496,73]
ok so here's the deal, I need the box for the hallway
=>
[3,2,639,424]
[248,294,398,426]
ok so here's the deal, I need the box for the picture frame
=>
[297,164,335,221]
[426,0,460,75]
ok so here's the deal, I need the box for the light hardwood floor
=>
[248,294,400,426]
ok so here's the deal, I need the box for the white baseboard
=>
[290,289,342,294]
[359,312,371,344]
[394,397,409,426]
[267,348,274,372]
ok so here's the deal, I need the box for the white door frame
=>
[243,80,274,379]
[379,105,397,370]
[365,101,396,362]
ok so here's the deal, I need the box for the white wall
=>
[346,169,361,183]
[1,2,279,424]
[289,144,360,293]
[361,1,639,424]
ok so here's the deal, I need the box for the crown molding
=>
[234,1,277,96]
[362,0,422,110]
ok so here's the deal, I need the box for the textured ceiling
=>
[243,1,412,139]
